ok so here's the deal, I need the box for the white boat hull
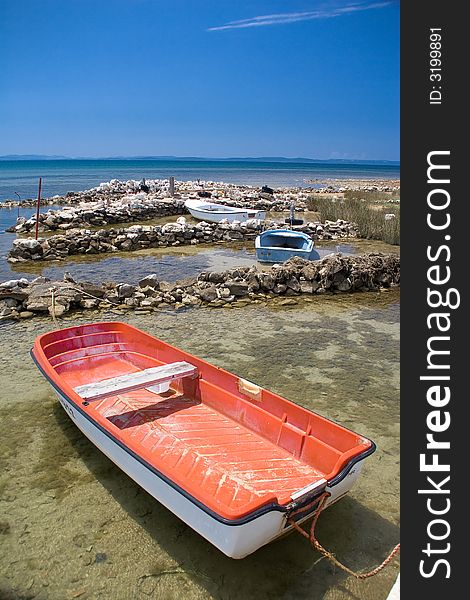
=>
[185,200,266,223]
[55,391,366,558]
[187,207,266,223]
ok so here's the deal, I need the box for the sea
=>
[0,159,400,202]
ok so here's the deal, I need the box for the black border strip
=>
[31,349,375,525]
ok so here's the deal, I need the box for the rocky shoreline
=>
[1,178,308,211]
[0,176,399,211]
[8,218,357,263]
[8,197,187,234]
[0,253,400,321]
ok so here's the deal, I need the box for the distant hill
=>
[0,154,70,160]
[0,154,399,165]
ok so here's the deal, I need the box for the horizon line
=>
[0,154,400,164]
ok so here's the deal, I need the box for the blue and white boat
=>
[255,229,320,263]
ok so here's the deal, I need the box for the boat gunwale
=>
[258,229,313,239]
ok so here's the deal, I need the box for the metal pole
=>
[35,177,42,240]
[289,201,295,227]
[14,192,21,218]
[169,176,175,197]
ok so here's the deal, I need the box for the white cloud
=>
[208,2,395,31]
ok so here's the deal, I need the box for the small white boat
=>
[185,199,266,223]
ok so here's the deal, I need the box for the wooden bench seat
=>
[74,361,198,401]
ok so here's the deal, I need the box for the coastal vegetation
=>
[307,191,400,245]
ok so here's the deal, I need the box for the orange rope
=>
[288,492,400,579]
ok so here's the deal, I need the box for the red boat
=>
[32,321,375,558]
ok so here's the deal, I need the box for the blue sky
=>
[0,1,400,160]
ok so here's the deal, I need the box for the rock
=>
[1,298,19,308]
[162,223,183,234]
[80,298,100,309]
[139,286,160,297]
[0,286,30,301]
[138,274,160,289]
[273,283,287,294]
[301,265,318,281]
[257,273,275,291]
[13,238,43,252]
[124,297,140,307]
[158,281,175,293]
[177,276,197,289]
[26,299,50,312]
[208,299,227,308]
[225,280,249,297]
[0,278,29,289]
[182,294,201,306]
[208,272,225,284]
[332,270,347,284]
[198,285,218,303]
[336,278,352,291]
[227,231,244,240]
[49,303,69,317]
[80,282,105,298]
[285,288,299,296]
[300,280,314,294]
[246,274,260,293]
[233,300,250,307]
[217,287,232,299]
[285,276,301,292]
[140,299,159,308]
[117,283,136,299]
[23,282,82,314]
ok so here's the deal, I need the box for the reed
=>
[343,189,401,203]
[307,193,400,245]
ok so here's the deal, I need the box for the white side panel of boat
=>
[185,202,266,223]
[56,393,284,558]
[325,462,364,506]
[187,207,250,223]
[55,393,366,558]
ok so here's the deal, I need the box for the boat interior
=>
[260,232,310,249]
[36,322,370,519]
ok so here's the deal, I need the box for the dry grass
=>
[307,191,400,245]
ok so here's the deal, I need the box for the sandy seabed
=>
[0,290,399,600]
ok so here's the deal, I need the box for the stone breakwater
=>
[7,219,358,263]
[0,253,400,321]
[8,197,187,234]
[1,178,309,213]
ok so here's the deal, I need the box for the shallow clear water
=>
[1,206,398,284]
[0,159,400,201]
[0,291,399,599]
[2,239,397,286]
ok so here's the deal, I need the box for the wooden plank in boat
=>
[74,361,198,401]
